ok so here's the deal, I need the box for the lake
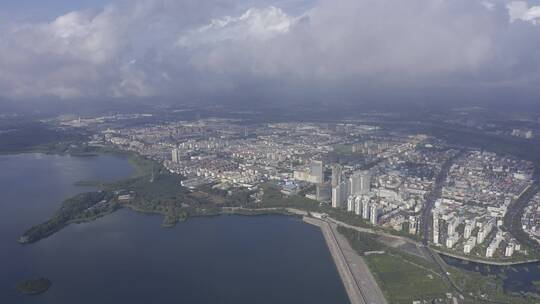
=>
[0,153,349,303]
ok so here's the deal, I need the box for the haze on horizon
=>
[1,0,540,109]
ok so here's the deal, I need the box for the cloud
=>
[0,0,539,103]
[180,0,496,82]
[177,7,296,47]
[507,1,540,24]
[481,1,496,11]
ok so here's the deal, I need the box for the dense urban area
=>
[56,111,539,264]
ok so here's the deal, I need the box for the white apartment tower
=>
[171,148,180,163]
[359,170,371,194]
[433,212,440,245]
[370,204,379,225]
[349,170,371,196]
[362,200,370,220]
[354,197,362,215]
[332,184,342,208]
[347,196,355,212]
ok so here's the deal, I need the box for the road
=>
[304,217,387,304]
[421,150,463,245]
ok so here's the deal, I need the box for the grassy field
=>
[339,226,452,303]
[339,226,539,303]
[365,253,451,303]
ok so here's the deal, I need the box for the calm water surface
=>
[0,153,348,303]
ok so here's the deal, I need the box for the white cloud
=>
[0,0,539,101]
[507,1,540,24]
[177,7,296,47]
[182,0,496,81]
[481,1,496,11]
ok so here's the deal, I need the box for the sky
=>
[1,0,540,108]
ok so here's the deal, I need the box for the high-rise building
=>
[331,164,342,188]
[349,172,361,196]
[505,244,515,257]
[370,204,379,225]
[409,216,418,235]
[362,200,370,220]
[294,160,324,184]
[464,237,477,254]
[433,212,440,245]
[486,246,495,258]
[316,183,330,201]
[446,235,459,249]
[359,170,371,194]
[347,196,355,212]
[341,180,349,204]
[350,170,371,195]
[332,179,349,208]
[310,160,324,184]
[354,197,362,215]
[171,148,180,163]
[447,218,459,236]
[464,223,473,239]
[332,184,342,208]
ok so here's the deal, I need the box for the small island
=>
[16,278,51,295]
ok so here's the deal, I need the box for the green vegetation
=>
[74,180,104,187]
[337,226,385,254]
[20,191,117,244]
[223,208,294,217]
[107,164,222,226]
[0,121,87,154]
[126,153,156,177]
[338,226,540,303]
[366,254,451,303]
[16,278,51,295]
[339,226,452,303]
[20,153,235,241]
[259,186,323,211]
[448,267,535,304]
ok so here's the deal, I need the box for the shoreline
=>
[134,204,540,267]
[303,216,387,304]
[13,150,540,267]
[433,248,540,266]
